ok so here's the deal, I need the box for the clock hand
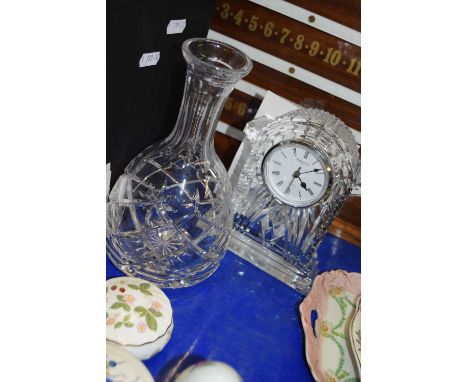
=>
[285,167,301,194]
[283,167,302,195]
[285,177,295,194]
[296,174,315,196]
[297,173,316,197]
[297,175,307,190]
[300,168,323,174]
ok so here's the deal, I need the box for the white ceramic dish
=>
[106,277,173,360]
[106,341,154,382]
[299,270,361,382]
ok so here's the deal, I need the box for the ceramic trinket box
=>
[106,341,154,382]
[106,276,173,360]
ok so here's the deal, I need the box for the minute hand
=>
[300,169,323,174]
[285,178,295,194]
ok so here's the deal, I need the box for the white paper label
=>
[166,19,186,34]
[139,52,160,68]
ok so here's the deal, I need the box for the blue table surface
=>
[106,233,361,382]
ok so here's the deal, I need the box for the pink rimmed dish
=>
[299,270,361,382]
[349,295,361,376]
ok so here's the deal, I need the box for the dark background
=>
[107,0,216,188]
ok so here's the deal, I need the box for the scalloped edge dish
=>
[350,295,361,376]
[299,270,361,382]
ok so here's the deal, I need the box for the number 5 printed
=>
[248,14,259,31]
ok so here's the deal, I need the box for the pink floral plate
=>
[299,270,361,382]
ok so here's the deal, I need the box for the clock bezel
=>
[261,140,333,208]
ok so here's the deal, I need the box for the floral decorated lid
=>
[106,277,173,347]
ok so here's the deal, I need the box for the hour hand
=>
[297,175,307,190]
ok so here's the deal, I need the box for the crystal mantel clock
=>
[229,109,360,294]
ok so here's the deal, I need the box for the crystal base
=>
[227,230,317,295]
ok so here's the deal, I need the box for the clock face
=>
[262,142,330,207]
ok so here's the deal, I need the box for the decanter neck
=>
[166,38,252,153]
[170,69,234,151]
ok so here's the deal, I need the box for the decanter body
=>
[107,39,252,287]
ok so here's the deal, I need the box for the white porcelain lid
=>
[106,341,154,382]
[106,277,173,346]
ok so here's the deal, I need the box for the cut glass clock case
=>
[229,109,360,293]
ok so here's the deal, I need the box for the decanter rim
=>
[182,38,253,79]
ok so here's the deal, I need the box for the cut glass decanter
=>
[107,38,252,287]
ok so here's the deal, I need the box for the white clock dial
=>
[262,143,330,207]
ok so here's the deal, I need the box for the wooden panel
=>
[287,0,361,32]
[219,89,262,129]
[337,197,360,228]
[243,61,360,131]
[212,0,361,92]
[329,218,360,247]
[214,131,242,168]
[221,83,360,135]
